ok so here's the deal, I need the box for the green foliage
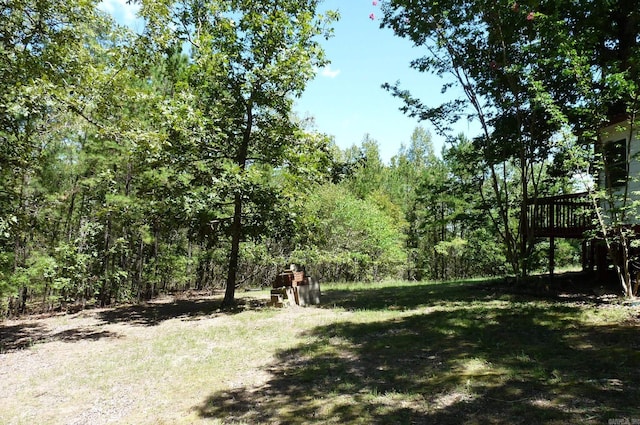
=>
[380,0,605,277]
[0,0,341,313]
[343,135,385,199]
[133,0,338,306]
[514,1,640,295]
[530,239,581,273]
[409,141,508,280]
[294,184,407,282]
[8,0,638,313]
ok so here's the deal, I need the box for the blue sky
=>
[295,0,448,162]
[98,0,473,162]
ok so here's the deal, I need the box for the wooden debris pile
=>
[269,265,320,307]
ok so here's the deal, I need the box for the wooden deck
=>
[527,192,595,239]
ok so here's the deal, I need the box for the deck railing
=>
[527,192,595,238]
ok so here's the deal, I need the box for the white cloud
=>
[98,0,142,29]
[320,65,341,79]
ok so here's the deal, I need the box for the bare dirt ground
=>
[0,292,299,425]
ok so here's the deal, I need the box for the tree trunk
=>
[222,98,253,308]
[618,234,634,298]
[136,238,144,302]
[186,239,193,288]
[100,217,111,307]
[18,286,28,314]
[520,158,529,277]
[223,194,243,307]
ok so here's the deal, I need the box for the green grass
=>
[1,279,639,424]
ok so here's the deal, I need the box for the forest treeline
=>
[2,0,639,314]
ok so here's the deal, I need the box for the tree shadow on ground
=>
[98,296,267,326]
[195,282,640,424]
[1,294,267,352]
[318,279,544,314]
[0,322,119,353]
[320,274,626,312]
[319,280,486,311]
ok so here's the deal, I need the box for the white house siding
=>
[599,120,640,222]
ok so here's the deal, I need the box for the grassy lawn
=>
[1,279,639,424]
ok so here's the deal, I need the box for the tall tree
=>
[380,0,575,276]
[529,1,640,296]
[385,127,438,213]
[344,135,385,199]
[139,0,336,307]
[0,0,127,310]
[384,127,438,279]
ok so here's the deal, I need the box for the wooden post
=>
[549,202,555,278]
[549,236,555,278]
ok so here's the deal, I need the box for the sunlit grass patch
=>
[2,278,639,424]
